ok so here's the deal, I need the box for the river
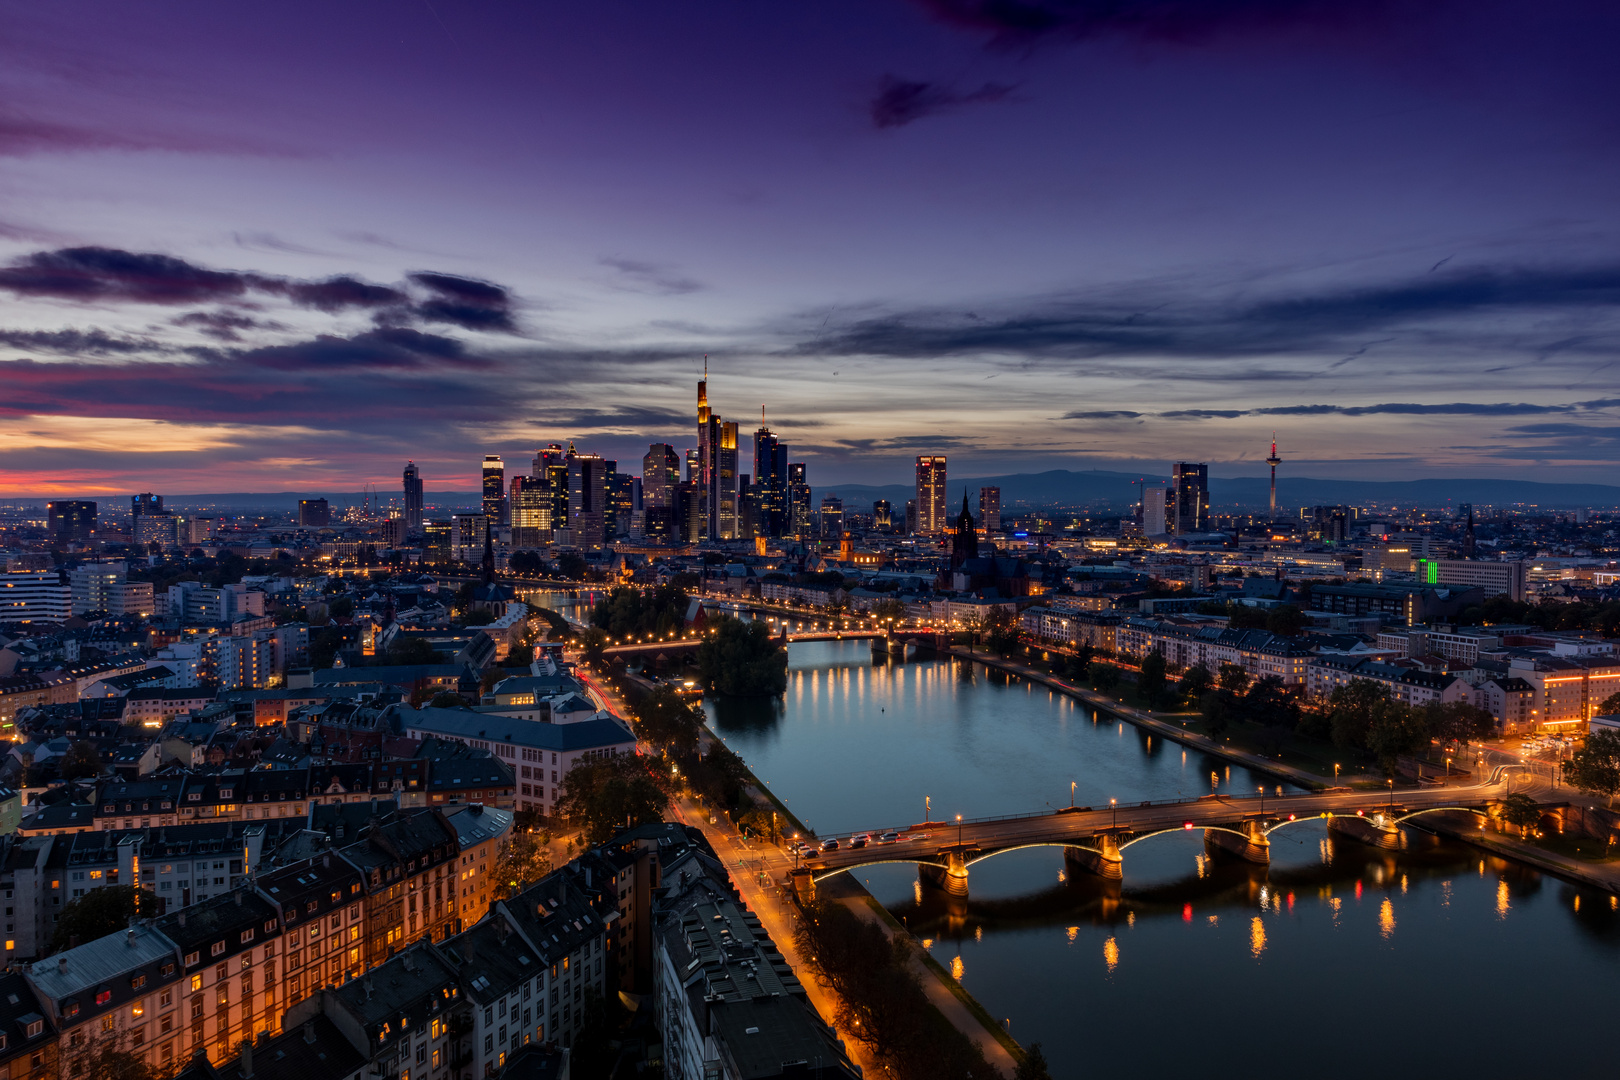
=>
[705,639,1620,1079]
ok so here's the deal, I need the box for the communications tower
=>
[1266,434,1282,520]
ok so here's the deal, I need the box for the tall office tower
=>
[568,452,607,549]
[676,480,703,543]
[1170,462,1209,535]
[715,421,739,538]
[46,501,97,544]
[298,499,331,528]
[402,462,424,533]
[753,425,789,537]
[819,495,844,538]
[685,448,699,483]
[510,474,551,547]
[1265,435,1282,520]
[787,462,811,537]
[482,455,507,526]
[737,475,757,538]
[1142,486,1169,536]
[905,499,917,535]
[423,519,454,562]
[697,364,716,535]
[915,455,947,534]
[978,487,1001,534]
[132,492,163,518]
[534,444,568,532]
[873,499,892,531]
[605,462,636,540]
[642,443,680,509]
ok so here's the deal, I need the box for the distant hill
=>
[814,470,1620,512]
[27,471,1619,513]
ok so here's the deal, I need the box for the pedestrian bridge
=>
[800,774,1533,896]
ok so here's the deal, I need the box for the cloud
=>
[1061,409,1143,419]
[529,405,693,430]
[171,310,286,342]
[869,76,1016,129]
[0,246,409,314]
[0,247,254,305]
[406,272,516,332]
[0,328,167,356]
[909,0,1391,45]
[795,260,1620,362]
[233,327,481,371]
[599,258,705,296]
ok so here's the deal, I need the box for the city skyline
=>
[4,2,1620,496]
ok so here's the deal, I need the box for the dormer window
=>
[24,1020,41,1038]
[219,789,233,800]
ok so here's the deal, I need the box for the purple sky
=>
[3,0,1620,497]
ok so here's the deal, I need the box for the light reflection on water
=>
[707,641,1620,1078]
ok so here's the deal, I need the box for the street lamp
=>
[1387,778,1394,811]
[1258,785,1265,817]
[1110,798,1117,830]
[1070,781,1076,808]
[957,813,964,847]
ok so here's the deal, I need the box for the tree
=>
[1597,691,1620,717]
[982,608,1021,657]
[696,616,789,697]
[579,626,608,663]
[556,552,588,580]
[428,691,472,709]
[1015,1044,1054,1080]
[492,830,553,900]
[1217,664,1251,696]
[1177,663,1213,707]
[691,741,751,810]
[386,635,439,665]
[555,753,669,844]
[871,597,906,623]
[1242,675,1298,730]
[1200,689,1233,739]
[1089,662,1119,693]
[1564,729,1620,806]
[590,584,691,637]
[1365,702,1428,777]
[62,1031,165,1080]
[1327,679,1395,751]
[633,685,704,759]
[1422,701,1495,746]
[1064,644,1095,682]
[1497,792,1543,837]
[50,886,159,953]
[59,741,103,780]
[1264,604,1306,637]
[1137,649,1168,709]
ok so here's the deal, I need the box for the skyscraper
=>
[642,443,680,510]
[568,452,607,549]
[402,462,424,534]
[873,499,892,531]
[787,462,811,537]
[753,425,788,537]
[482,455,507,526]
[46,501,96,544]
[536,444,569,533]
[1171,462,1208,535]
[915,455,947,534]
[298,499,330,527]
[978,487,1001,534]
[510,474,551,547]
[1142,486,1169,536]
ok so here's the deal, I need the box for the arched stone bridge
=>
[801,770,1538,896]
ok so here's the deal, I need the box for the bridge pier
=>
[918,850,971,896]
[1203,820,1271,865]
[1064,834,1124,880]
[1328,811,1403,849]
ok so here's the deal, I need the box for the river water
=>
[706,640,1620,1079]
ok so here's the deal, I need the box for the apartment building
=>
[1116,616,1316,686]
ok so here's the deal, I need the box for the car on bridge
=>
[849,833,871,848]
[820,838,841,852]
[877,831,900,844]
